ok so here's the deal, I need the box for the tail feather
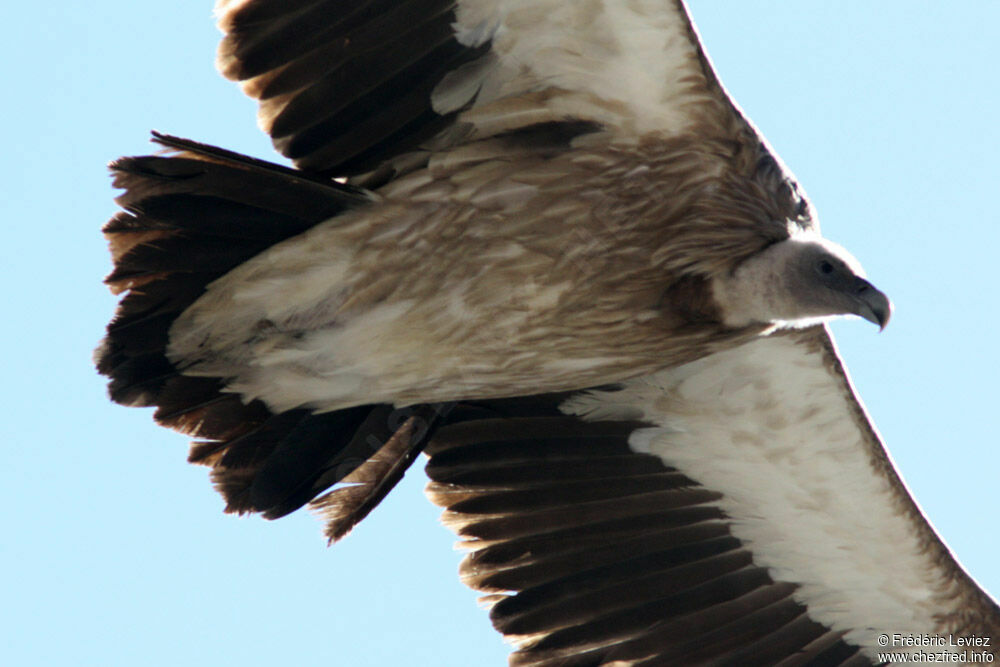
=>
[97,134,432,539]
[312,405,442,543]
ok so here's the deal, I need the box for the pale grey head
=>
[789,241,891,329]
[711,235,892,331]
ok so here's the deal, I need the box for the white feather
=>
[562,331,963,663]
[451,0,715,136]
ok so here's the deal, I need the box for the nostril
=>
[854,278,871,294]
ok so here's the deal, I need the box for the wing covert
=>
[215,0,755,182]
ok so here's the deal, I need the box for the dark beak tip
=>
[854,285,892,332]
[875,300,893,332]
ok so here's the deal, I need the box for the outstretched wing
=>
[425,327,1000,665]
[214,0,754,182]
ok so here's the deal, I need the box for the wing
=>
[214,0,757,183]
[425,327,1000,665]
[131,0,813,426]
[97,1,804,543]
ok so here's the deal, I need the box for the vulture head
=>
[712,235,893,330]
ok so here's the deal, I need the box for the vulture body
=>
[97,0,998,664]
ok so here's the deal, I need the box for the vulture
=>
[97,0,998,664]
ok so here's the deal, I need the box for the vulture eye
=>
[819,260,835,275]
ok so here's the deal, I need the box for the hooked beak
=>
[852,278,892,331]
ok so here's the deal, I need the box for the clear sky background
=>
[2,2,998,666]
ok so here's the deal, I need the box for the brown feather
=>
[97,136,429,533]
[425,395,872,666]
[310,406,441,543]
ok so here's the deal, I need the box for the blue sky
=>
[2,2,997,665]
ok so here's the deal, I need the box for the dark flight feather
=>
[425,396,869,666]
[218,0,493,176]
[97,135,432,538]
